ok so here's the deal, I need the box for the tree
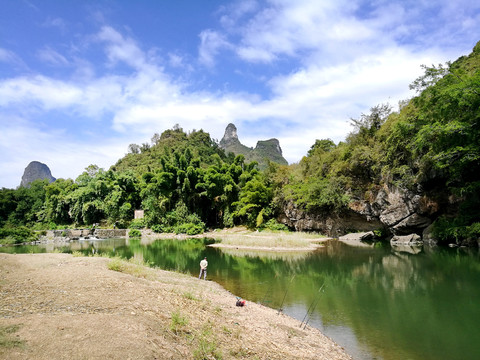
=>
[409,63,450,93]
[307,139,336,157]
[128,143,140,154]
[140,143,151,152]
[151,133,161,146]
[350,103,392,135]
[44,178,75,224]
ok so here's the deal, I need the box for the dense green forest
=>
[1,42,479,245]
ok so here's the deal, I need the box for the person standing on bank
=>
[199,257,208,280]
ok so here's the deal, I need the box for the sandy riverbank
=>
[0,253,351,360]
[143,226,331,252]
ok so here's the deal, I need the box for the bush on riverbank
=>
[433,218,480,245]
[128,229,142,238]
[0,226,39,245]
[151,222,205,235]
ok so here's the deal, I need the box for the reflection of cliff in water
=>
[320,241,480,360]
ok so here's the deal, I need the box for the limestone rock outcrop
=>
[278,200,384,236]
[278,183,442,242]
[219,123,242,149]
[219,123,288,169]
[350,184,436,236]
[20,161,56,188]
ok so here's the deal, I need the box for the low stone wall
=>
[94,229,127,238]
[43,229,127,239]
[45,229,92,238]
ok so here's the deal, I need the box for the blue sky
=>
[1,0,479,189]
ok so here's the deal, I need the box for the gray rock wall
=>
[279,183,443,243]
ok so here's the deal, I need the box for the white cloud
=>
[198,29,231,67]
[211,0,479,67]
[37,47,69,66]
[97,26,148,70]
[0,75,82,109]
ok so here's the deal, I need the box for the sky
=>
[1,0,479,189]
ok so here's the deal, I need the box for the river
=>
[2,237,480,360]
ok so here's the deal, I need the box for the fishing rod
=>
[261,273,278,306]
[300,283,326,329]
[300,283,324,326]
[277,275,295,315]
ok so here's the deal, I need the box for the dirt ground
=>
[0,253,351,360]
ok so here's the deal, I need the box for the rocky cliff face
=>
[219,123,288,169]
[20,161,56,188]
[278,184,446,242]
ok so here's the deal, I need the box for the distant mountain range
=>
[20,124,288,187]
[219,123,288,169]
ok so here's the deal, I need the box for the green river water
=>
[2,237,480,360]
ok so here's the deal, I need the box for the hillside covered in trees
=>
[1,41,479,246]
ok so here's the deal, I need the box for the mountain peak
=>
[20,161,56,188]
[219,123,240,148]
[219,123,288,169]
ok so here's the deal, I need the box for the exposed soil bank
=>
[0,253,351,360]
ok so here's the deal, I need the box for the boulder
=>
[359,231,375,241]
[390,233,422,245]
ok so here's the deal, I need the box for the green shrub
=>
[151,224,173,233]
[0,226,39,245]
[129,219,145,229]
[433,218,480,244]
[128,229,142,238]
[373,228,388,239]
[174,222,205,235]
[108,257,126,272]
[260,219,289,231]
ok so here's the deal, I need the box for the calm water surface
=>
[3,238,480,360]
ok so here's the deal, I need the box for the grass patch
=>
[215,228,324,248]
[170,310,189,334]
[193,324,222,360]
[0,324,25,349]
[183,292,199,301]
[107,256,152,279]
